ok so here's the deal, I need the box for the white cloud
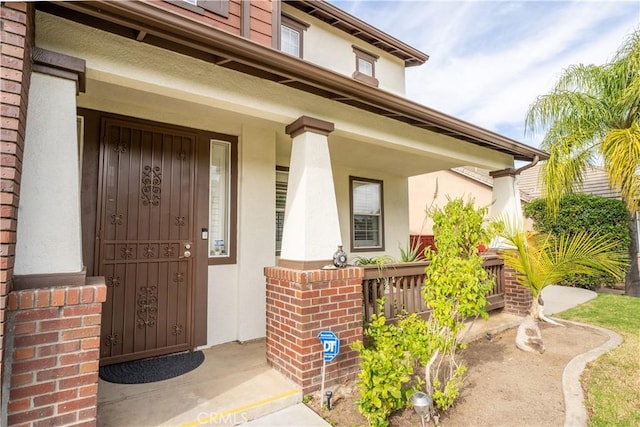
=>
[331,1,640,146]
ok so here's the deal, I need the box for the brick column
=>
[503,264,532,316]
[1,2,35,423]
[265,266,363,394]
[5,279,107,426]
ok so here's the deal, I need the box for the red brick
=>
[8,397,30,413]
[63,304,101,317]
[51,288,65,306]
[10,381,55,400]
[13,320,36,335]
[15,307,59,322]
[12,356,56,374]
[78,405,98,421]
[81,337,100,350]
[60,325,100,341]
[39,317,82,331]
[58,373,98,390]
[82,314,101,326]
[65,288,79,305]
[10,372,33,388]
[8,406,54,425]
[57,396,97,414]
[80,286,94,304]
[36,365,79,382]
[78,384,98,398]
[59,349,99,366]
[14,332,58,348]
[37,341,80,357]
[0,66,22,82]
[13,346,34,360]
[35,289,51,308]
[79,361,99,374]
[33,389,78,407]
[34,412,77,427]
[18,291,33,309]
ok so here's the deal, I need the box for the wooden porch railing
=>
[362,255,505,324]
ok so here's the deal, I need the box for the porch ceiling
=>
[38,1,548,163]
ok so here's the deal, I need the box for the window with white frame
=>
[209,140,234,260]
[350,176,384,250]
[275,168,289,254]
[280,15,308,58]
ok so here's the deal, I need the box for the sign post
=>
[318,330,340,408]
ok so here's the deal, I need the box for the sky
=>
[330,0,639,149]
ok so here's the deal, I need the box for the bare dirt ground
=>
[307,321,608,427]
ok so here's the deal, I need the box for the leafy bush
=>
[524,194,630,289]
[352,302,424,427]
[352,198,498,425]
[422,197,497,411]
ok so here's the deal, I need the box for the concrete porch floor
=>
[97,339,302,427]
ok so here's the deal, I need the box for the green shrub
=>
[352,302,423,427]
[524,194,629,289]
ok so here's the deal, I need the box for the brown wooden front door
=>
[96,118,197,365]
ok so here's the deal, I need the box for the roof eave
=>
[39,0,547,163]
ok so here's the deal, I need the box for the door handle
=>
[179,243,192,259]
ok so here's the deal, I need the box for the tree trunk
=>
[626,212,640,297]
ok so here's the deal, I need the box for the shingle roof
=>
[517,164,621,200]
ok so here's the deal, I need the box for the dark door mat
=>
[99,351,205,384]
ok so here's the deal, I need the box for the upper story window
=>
[167,0,229,18]
[350,176,384,251]
[280,14,309,58]
[352,46,379,87]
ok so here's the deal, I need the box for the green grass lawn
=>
[557,293,640,427]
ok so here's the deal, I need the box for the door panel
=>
[97,118,196,364]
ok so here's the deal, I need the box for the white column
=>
[280,116,341,267]
[14,72,84,275]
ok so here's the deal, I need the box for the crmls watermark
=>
[196,411,249,426]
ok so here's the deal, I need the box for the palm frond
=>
[498,217,628,298]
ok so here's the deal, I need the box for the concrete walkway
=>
[541,285,597,315]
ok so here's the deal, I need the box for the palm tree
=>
[499,220,627,351]
[525,28,640,297]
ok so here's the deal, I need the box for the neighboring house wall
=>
[408,170,495,235]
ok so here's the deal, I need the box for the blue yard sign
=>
[318,330,340,362]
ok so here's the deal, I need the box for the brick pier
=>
[265,266,363,394]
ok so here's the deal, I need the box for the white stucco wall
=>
[282,5,407,96]
[333,167,409,262]
[33,11,520,348]
[14,72,84,275]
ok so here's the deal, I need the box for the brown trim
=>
[32,46,86,93]
[241,0,250,38]
[277,259,332,270]
[282,12,310,29]
[38,1,547,162]
[13,268,87,291]
[284,0,427,66]
[490,168,517,179]
[165,0,229,18]
[285,116,335,139]
[352,45,379,87]
[272,0,281,49]
[349,176,385,253]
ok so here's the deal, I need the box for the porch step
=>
[97,340,303,426]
